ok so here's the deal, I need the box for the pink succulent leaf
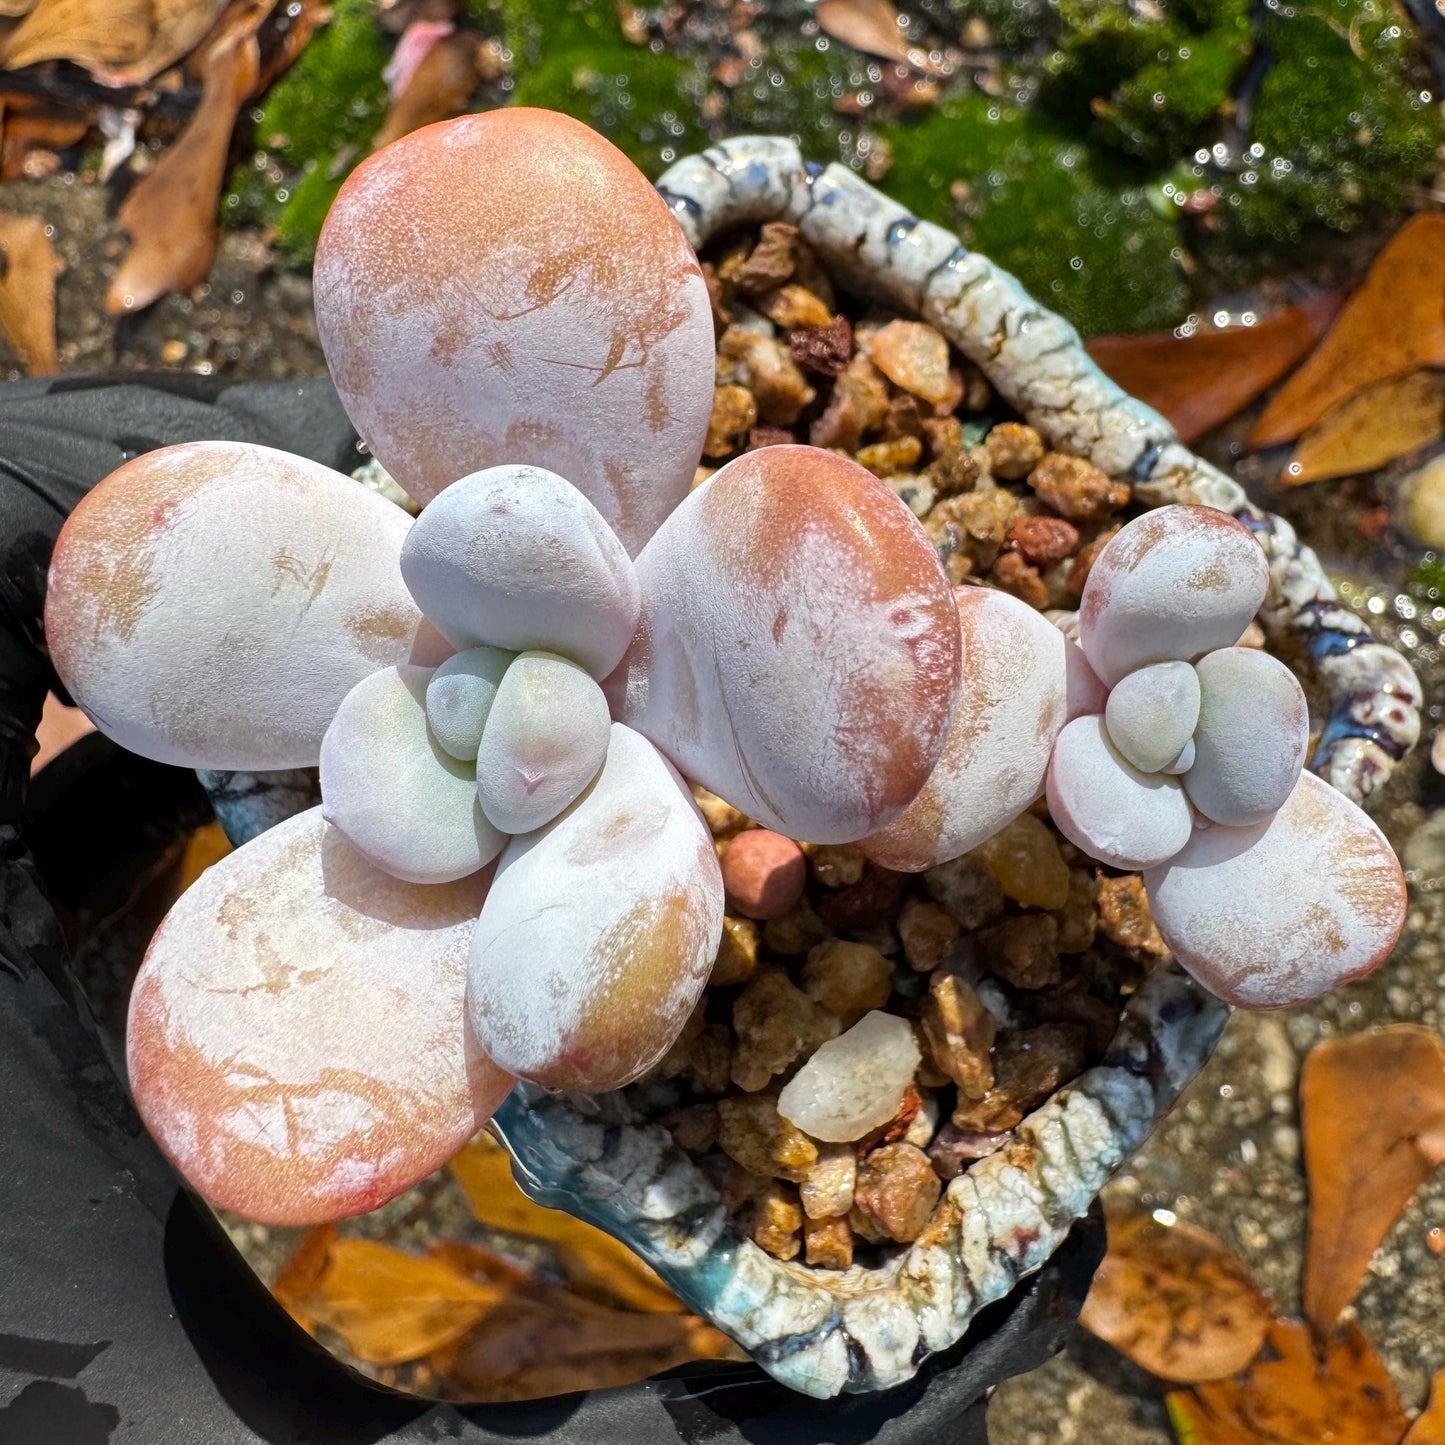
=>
[320,664,507,884]
[1181,647,1309,827]
[1079,504,1269,688]
[1103,660,1200,774]
[399,465,641,679]
[1143,770,1405,1008]
[127,807,513,1226]
[467,723,724,1093]
[607,445,961,845]
[1064,634,1109,722]
[313,109,715,554]
[408,615,458,668]
[45,440,418,770]
[1046,714,1195,870]
[861,586,1068,872]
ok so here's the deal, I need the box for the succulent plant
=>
[42,107,1405,1239]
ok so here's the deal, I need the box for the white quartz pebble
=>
[400,466,641,679]
[778,1011,921,1143]
[1104,660,1200,775]
[1046,714,1195,870]
[475,652,611,835]
[1184,647,1308,827]
[425,646,513,761]
[1079,504,1269,688]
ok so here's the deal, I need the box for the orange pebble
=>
[722,830,807,920]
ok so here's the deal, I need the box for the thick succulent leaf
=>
[127,808,513,1225]
[608,446,961,844]
[426,646,512,761]
[1144,770,1405,1008]
[1046,714,1194,871]
[314,110,714,555]
[400,465,640,678]
[1183,647,1308,827]
[467,723,723,1092]
[320,665,506,884]
[45,441,418,769]
[1078,505,1269,688]
[1104,660,1200,775]
[861,587,1067,871]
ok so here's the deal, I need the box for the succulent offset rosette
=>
[44,110,962,1225]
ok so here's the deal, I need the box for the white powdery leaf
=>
[467,723,724,1092]
[314,111,715,555]
[45,440,418,770]
[1144,771,1406,1008]
[1079,504,1269,688]
[608,445,960,844]
[426,646,513,761]
[400,465,640,678]
[320,665,506,884]
[1047,714,1194,870]
[778,1011,921,1143]
[1104,660,1200,775]
[126,807,513,1225]
[475,651,611,835]
[1183,646,1308,827]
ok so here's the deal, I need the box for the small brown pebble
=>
[978,912,1061,990]
[702,1153,768,1212]
[684,1024,734,1096]
[902,1092,940,1150]
[789,314,853,377]
[1236,619,1266,648]
[717,1091,819,1181]
[803,1213,854,1270]
[801,939,893,1018]
[808,843,865,889]
[730,332,816,425]
[898,898,961,973]
[663,1102,719,1153]
[1033,981,1123,1057]
[991,550,1049,610]
[1005,514,1081,566]
[924,851,1007,930]
[1055,867,1099,954]
[853,1142,942,1243]
[887,475,937,519]
[859,1083,924,1151]
[882,392,927,441]
[928,1122,1011,1178]
[984,422,1045,480]
[692,785,745,837]
[731,967,838,1091]
[722,830,807,920]
[758,282,832,330]
[799,1143,857,1219]
[809,353,890,449]
[1028,453,1131,522]
[705,383,757,458]
[701,261,731,330]
[762,897,831,955]
[977,814,1071,910]
[952,1024,1088,1131]
[848,1203,889,1245]
[959,363,992,411]
[1066,526,1120,598]
[733,220,799,294]
[656,1000,706,1079]
[865,320,953,405]
[857,435,923,477]
[1097,874,1170,955]
[748,1180,804,1260]
[922,973,996,1098]
[711,915,761,987]
[922,418,980,497]
[817,861,909,933]
[928,480,1019,567]
[747,425,797,451]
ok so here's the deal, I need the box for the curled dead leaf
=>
[1281,369,1445,486]
[371,31,483,153]
[816,0,944,75]
[0,211,60,375]
[1086,295,1340,446]
[0,94,90,181]
[1249,214,1445,449]
[1080,1206,1273,1382]
[1404,1371,1445,1445]
[1301,1025,1445,1340]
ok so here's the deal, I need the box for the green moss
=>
[876,91,1188,336]
[1409,555,1445,603]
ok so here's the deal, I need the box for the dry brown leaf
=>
[0,211,60,375]
[1087,294,1341,446]
[1167,1320,1410,1445]
[1080,1206,1273,1382]
[1301,1026,1445,1340]
[1249,214,1445,448]
[0,0,228,83]
[275,1232,520,1367]
[371,31,481,153]
[176,818,231,888]
[31,692,95,774]
[0,94,90,180]
[1405,1372,1445,1445]
[104,1,264,315]
[1280,368,1445,485]
[450,1135,682,1313]
[816,0,943,74]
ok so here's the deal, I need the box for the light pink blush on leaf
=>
[607,446,961,844]
[44,440,418,770]
[126,808,513,1226]
[1144,771,1406,1008]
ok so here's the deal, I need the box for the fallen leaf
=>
[1405,1371,1445,1445]
[1249,214,1445,448]
[275,1232,520,1367]
[1080,1206,1273,1382]
[1086,294,1341,445]
[176,818,231,888]
[0,94,90,181]
[816,0,943,74]
[0,0,229,84]
[449,1135,683,1313]
[31,692,94,773]
[104,1,264,314]
[0,211,60,375]
[1167,1320,1410,1445]
[371,30,481,153]
[1301,1026,1445,1339]
[1280,369,1445,485]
